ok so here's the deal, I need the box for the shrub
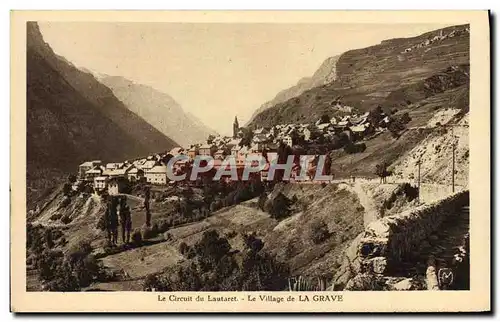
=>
[157,219,170,233]
[143,274,172,291]
[344,143,366,154]
[309,219,330,244]
[178,242,188,255]
[141,225,157,240]
[151,222,159,236]
[96,213,107,231]
[50,213,62,221]
[60,215,72,224]
[67,174,77,183]
[62,183,72,196]
[45,229,55,249]
[59,196,71,209]
[225,230,237,239]
[131,229,143,246]
[243,234,264,253]
[268,193,292,220]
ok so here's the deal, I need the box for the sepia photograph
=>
[11,10,490,312]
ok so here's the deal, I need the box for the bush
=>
[96,213,107,231]
[67,174,77,183]
[62,183,72,196]
[50,213,62,221]
[151,222,159,236]
[60,215,72,224]
[59,196,71,209]
[143,274,172,291]
[157,219,170,233]
[309,220,330,244]
[243,234,264,253]
[141,225,157,240]
[225,230,237,239]
[344,143,366,154]
[178,242,188,255]
[268,193,292,220]
[131,229,143,245]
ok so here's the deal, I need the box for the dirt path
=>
[338,182,379,228]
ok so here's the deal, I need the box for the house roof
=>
[350,125,367,132]
[254,128,268,134]
[108,168,127,176]
[199,143,216,149]
[80,161,94,167]
[141,160,157,169]
[94,176,108,181]
[253,133,269,143]
[86,167,102,174]
[169,147,184,154]
[148,165,168,173]
[105,162,120,169]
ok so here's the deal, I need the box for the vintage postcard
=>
[11,10,490,312]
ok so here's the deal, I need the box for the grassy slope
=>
[33,183,365,290]
[249,24,469,128]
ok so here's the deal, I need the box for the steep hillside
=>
[249,24,469,128]
[391,113,469,187]
[246,55,340,125]
[97,75,216,147]
[27,22,177,207]
[29,182,367,291]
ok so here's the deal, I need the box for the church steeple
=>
[233,116,239,139]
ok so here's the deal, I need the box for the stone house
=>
[78,160,102,178]
[146,165,168,185]
[108,177,128,195]
[198,144,217,157]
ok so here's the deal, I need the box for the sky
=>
[38,22,447,136]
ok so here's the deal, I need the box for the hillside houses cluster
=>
[77,109,393,194]
[401,27,470,54]
[76,150,188,195]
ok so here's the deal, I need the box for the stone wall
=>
[357,190,469,271]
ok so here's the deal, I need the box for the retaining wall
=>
[358,190,469,269]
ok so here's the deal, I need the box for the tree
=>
[268,193,292,220]
[239,128,254,147]
[387,119,405,139]
[67,174,77,183]
[161,153,174,166]
[375,162,390,183]
[258,192,267,211]
[368,105,385,126]
[319,114,330,124]
[399,112,412,124]
[62,183,72,196]
[179,242,189,255]
[207,134,216,144]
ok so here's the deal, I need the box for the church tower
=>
[233,116,239,139]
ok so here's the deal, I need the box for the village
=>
[74,106,403,197]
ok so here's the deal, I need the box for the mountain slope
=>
[246,55,340,125]
[97,75,216,147]
[249,24,469,128]
[27,22,177,206]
